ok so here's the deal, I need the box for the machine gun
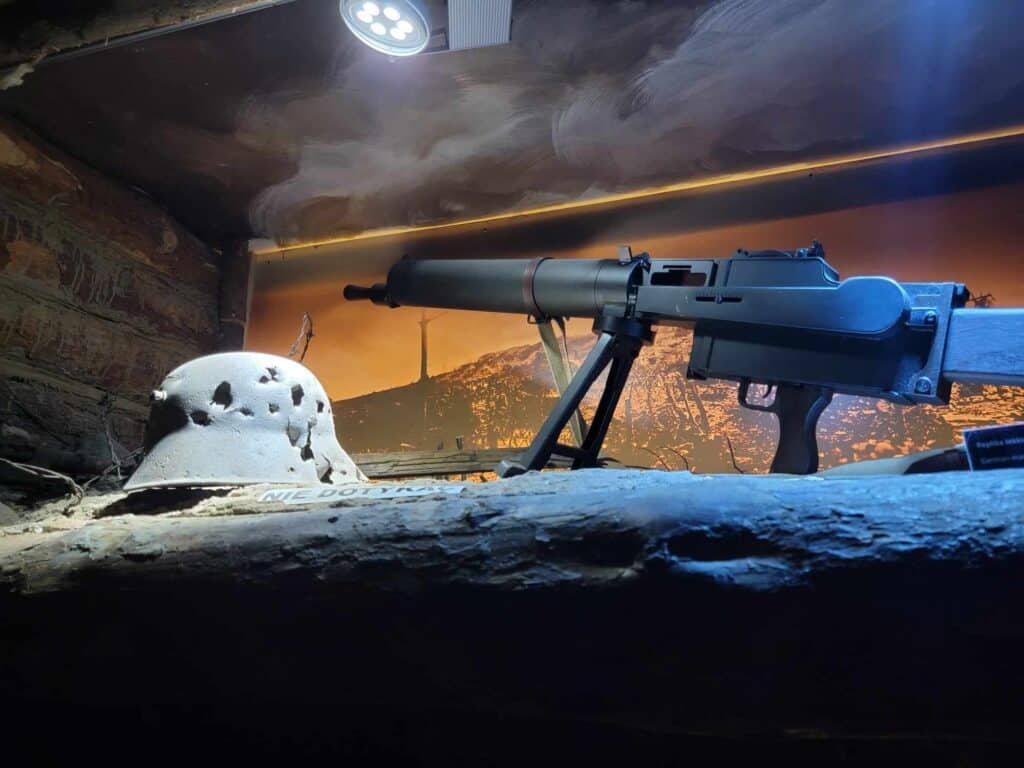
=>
[345,242,1023,477]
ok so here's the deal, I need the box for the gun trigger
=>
[738,379,775,413]
[738,379,750,406]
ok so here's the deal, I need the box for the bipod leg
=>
[496,332,617,478]
[573,340,641,468]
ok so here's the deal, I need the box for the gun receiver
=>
[346,243,971,476]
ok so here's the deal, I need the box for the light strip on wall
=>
[253,123,1024,257]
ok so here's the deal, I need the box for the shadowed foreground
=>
[2,469,1022,765]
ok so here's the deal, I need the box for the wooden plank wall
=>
[0,117,221,473]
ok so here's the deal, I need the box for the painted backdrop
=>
[248,144,1024,473]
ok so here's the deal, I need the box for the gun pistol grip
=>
[767,384,833,474]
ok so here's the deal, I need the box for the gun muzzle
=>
[343,283,391,305]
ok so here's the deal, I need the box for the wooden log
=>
[0,117,218,472]
[0,280,215,392]
[0,117,217,289]
[0,358,146,472]
[1,467,1023,755]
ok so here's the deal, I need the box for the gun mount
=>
[346,243,978,476]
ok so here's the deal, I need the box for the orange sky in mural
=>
[247,181,1024,401]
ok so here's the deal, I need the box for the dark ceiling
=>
[2,0,1023,245]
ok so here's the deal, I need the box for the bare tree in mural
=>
[287,312,314,363]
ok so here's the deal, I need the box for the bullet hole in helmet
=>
[291,384,304,406]
[259,367,281,384]
[317,400,325,413]
[191,410,211,426]
[268,403,279,413]
[142,394,188,450]
[240,407,254,416]
[300,434,314,462]
[212,381,232,408]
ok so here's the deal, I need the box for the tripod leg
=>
[497,332,617,477]
[573,346,638,468]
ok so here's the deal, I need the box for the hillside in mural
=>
[333,326,1024,474]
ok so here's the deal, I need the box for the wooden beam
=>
[216,239,254,350]
[0,1,296,73]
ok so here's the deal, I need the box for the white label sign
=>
[257,483,466,506]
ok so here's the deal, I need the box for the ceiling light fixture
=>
[339,0,431,56]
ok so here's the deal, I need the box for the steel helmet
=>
[124,352,365,490]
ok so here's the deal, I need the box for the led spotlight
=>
[340,0,430,56]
